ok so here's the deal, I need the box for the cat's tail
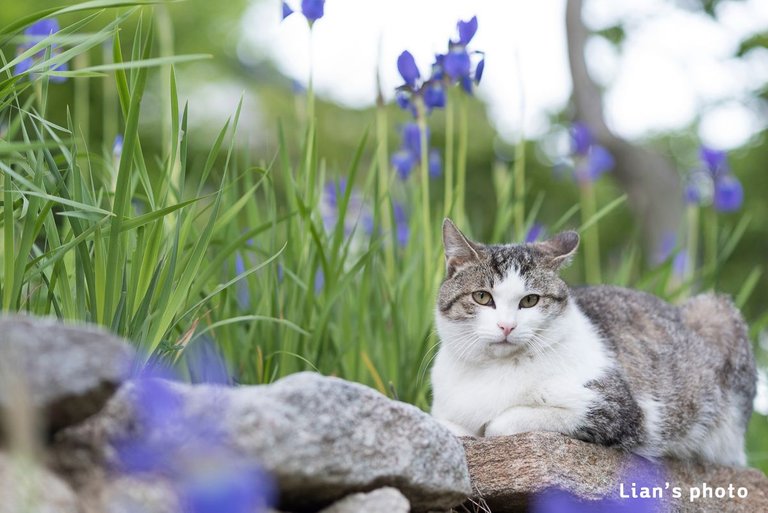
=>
[680,293,757,418]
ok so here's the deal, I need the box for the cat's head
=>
[436,218,579,362]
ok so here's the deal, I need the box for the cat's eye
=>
[472,290,493,306]
[519,294,540,309]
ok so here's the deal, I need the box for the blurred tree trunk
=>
[565,0,684,259]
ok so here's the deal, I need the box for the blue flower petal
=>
[423,82,445,110]
[301,0,324,21]
[699,145,728,176]
[460,75,473,94]
[430,54,445,81]
[713,175,743,212]
[444,47,471,81]
[14,58,32,77]
[397,51,420,88]
[570,122,592,156]
[391,151,415,180]
[282,1,294,19]
[587,144,615,179]
[474,57,485,84]
[684,183,701,204]
[429,149,442,178]
[25,19,60,38]
[457,16,478,45]
[314,269,325,292]
[393,203,409,247]
[395,89,411,110]
[402,122,425,158]
[525,223,545,243]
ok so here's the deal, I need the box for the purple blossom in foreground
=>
[14,18,68,82]
[531,457,668,513]
[113,375,275,513]
[566,122,614,184]
[684,146,743,212]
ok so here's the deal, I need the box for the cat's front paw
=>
[484,416,527,437]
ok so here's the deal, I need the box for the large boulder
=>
[0,315,135,436]
[50,372,471,512]
[462,432,768,513]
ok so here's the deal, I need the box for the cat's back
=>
[571,284,756,457]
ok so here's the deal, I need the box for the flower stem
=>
[684,204,699,289]
[416,100,433,292]
[705,207,718,287]
[513,135,526,240]
[443,93,454,219]
[456,93,468,227]
[375,103,395,276]
[580,183,601,284]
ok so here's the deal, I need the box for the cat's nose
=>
[497,321,516,337]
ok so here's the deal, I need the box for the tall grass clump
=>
[1,3,765,473]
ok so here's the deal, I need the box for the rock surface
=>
[318,487,410,513]
[0,315,134,435]
[51,372,471,512]
[462,432,768,513]
[0,452,80,513]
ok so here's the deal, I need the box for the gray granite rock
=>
[318,487,410,513]
[0,315,134,435]
[51,372,471,512]
[462,431,768,513]
[0,452,80,513]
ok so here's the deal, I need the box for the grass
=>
[1,3,766,472]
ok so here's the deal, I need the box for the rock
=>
[78,476,180,513]
[0,452,80,513]
[51,373,471,512]
[462,431,768,513]
[0,315,134,435]
[318,487,410,513]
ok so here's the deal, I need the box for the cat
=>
[430,218,756,466]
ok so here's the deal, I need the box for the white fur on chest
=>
[431,304,612,436]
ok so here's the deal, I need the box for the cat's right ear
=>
[443,218,481,278]
[539,230,580,269]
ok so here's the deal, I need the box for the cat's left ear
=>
[538,231,579,269]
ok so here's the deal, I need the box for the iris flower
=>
[14,18,68,82]
[684,146,743,212]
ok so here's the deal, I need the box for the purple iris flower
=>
[113,377,275,512]
[457,16,478,45]
[314,269,325,292]
[391,151,416,180]
[397,51,421,88]
[525,223,545,243]
[531,456,666,513]
[713,174,743,212]
[444,46,471,81]
[394,50,448,116]
[435,16,485,94]
[429,149,442,178]
[567,122,614,184]
[14,18,68,83]
[392,123,437,180]
[684,146,743,212]
[281,1,294,19]
[301,0,325,22]
[570,122,593,156]
[281,0,324,24]
[393,202,409,247]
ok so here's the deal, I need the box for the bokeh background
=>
[2,0,767,471]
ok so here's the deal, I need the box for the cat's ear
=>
[538,230,579,269]
[443,218,482,278]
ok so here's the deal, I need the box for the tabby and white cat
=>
[431,219,756,466]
